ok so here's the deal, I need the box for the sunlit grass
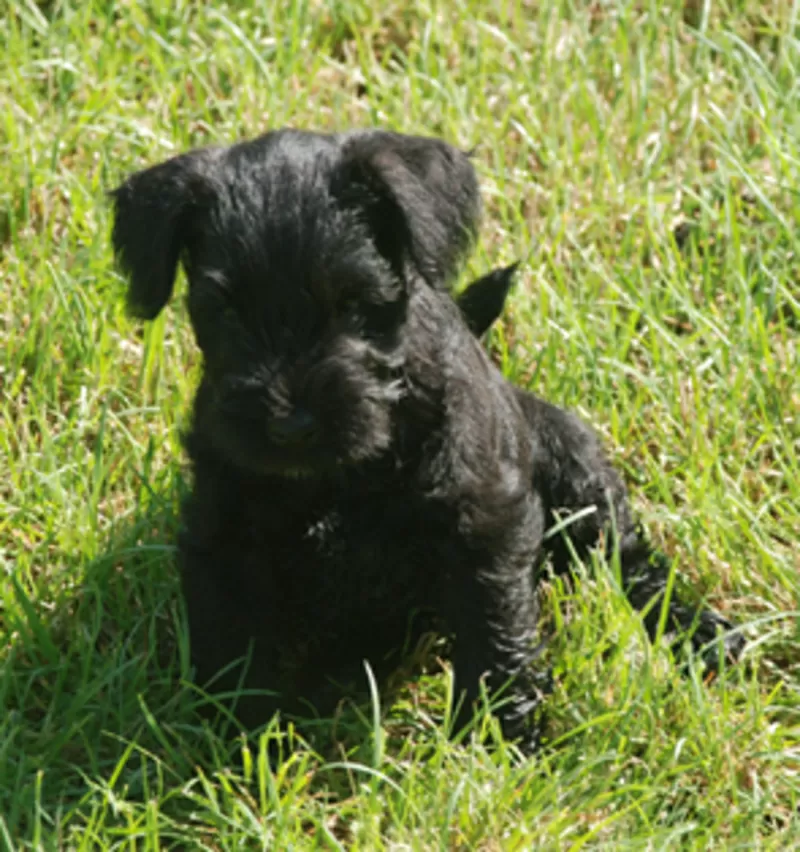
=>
[2,0,798,846]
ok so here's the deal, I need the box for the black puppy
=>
[111,128,742,753]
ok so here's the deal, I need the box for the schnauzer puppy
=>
[111,128,742,753]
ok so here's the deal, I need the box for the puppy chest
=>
[251,498,454,636]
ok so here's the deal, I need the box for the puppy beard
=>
[300,367,402,471]
[327,392,397,466]
[295,337,405,470]
[206,371,403,480]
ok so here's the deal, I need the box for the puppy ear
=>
[456,262,519,337]
[110,149,216,320]
[335,132,481,286]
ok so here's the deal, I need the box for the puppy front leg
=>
[179,469,283,731]
[179,536,281,730]
[447,509,547,755]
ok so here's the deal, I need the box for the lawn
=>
[2,0,798,847]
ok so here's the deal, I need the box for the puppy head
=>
[110,128,481,477]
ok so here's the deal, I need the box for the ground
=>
[1,0,798,847]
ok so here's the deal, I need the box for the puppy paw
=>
[678,609,745,674]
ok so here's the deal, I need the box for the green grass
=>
[2,0,799,847]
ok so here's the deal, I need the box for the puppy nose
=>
[267,409,318,445]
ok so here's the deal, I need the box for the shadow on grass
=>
[1,472,465,838]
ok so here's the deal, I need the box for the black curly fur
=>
[111,127,743,753]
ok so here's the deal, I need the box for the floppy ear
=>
[456,262,519,337]
[334,131,481,287]
[110,149,217,320]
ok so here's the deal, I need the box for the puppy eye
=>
[336,293,360,316]
[361,301,402,337]
[335,290,401,339]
